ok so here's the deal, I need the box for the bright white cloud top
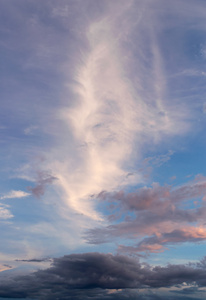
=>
[1,1,206,299]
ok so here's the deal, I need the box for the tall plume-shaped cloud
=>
[51,4,188,222]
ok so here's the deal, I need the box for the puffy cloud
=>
[27,170,57,198]
[97,175,206,210]
[86,176,206,251]
[1,253,206,299]
[119,227,206,253]
[0,204,13,219]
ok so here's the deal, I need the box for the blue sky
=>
[1,0,206,299]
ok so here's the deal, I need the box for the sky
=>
[1,0,206,299]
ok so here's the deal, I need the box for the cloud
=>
[1,253,206,299]
[0,264,12,272]
[0,190,30,200]
[144,150,174,167]
[15,258,52,263]
[27,170,57,198]
[85,176,206,251]
[23,125,38,136]
[39,0,191,225]
[97,175,206,211]
[0,1,193,253]
[119,227,206,254]
[0,204,13,220]
[1,0,206,278]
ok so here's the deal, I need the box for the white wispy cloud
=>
[24,126,38,136]
[144,150,174,167]
[5,1,193,252]
[0,264,12,273]
[0,204,13,219]
[0,190,30,200]
[47,2,189,223]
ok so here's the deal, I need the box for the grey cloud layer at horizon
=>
[1,253,206,299]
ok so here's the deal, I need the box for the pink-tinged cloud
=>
[86,176,206,252]
[0,264,12,273]
[118,227,206,254]
[98,175,206,212]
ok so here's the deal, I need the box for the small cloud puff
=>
[27,170,58,198]
[0,190,30,200]
[23,126,38,136]
[0,204,13,219]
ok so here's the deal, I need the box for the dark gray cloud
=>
[15,258,52,263]
[27,170,57,198]
[1,253,206,299]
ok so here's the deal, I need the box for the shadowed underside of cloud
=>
[1,253,206,299]
[85,176,206,253]
[27,170,58,198]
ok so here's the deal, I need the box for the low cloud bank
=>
[1,253,206,299]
